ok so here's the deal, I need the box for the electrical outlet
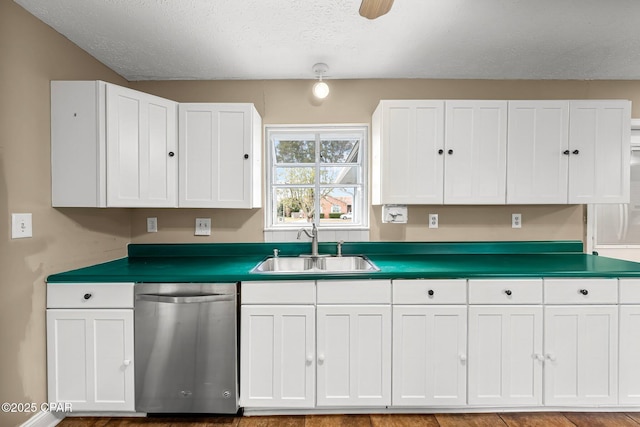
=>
[11,213,33,239]
[147,217,158,233]
[429,213,439,229]
[195,218,211,236]
[512,213,522,229]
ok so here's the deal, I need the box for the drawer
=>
[393,279,466,304]
[468,279,542,304]
[241,281,315,304]
[620,279,640,304]
[47,282,134,308]
[317,280,391,304]
[544,278,618,304]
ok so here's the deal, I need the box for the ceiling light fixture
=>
[312,63,330,99]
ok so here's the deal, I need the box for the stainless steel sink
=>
[251,255,379,274]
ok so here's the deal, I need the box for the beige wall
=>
[0,1,131,425]
[4,1,640,425]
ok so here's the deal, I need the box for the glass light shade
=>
[312,81,330,99]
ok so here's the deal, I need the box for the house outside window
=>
[265,125,368,230]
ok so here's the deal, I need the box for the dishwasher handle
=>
[136,293,235,304]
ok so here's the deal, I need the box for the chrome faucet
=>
[297,223,319,257]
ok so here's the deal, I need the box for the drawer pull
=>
[427,289,435,296]
[504,289,512,296]
[83,293,92,300]
[579,289,589,296]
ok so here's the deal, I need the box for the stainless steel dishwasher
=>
[134,283,238,414]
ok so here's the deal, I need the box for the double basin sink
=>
[252,255,379,274]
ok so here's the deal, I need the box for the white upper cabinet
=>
[444,101,508,204]
[106,84,178,207]
[372,100,445,205]
[568,100,631,204]
[179,103,262,208]
[507,101,570,204]
[372,99,629,205]
[51,81,178,208]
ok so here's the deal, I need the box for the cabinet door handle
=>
[459,354,467,363]
[244,154,249,159]
[427,289,434,296]
[546,353,556,361]
[579,289,589,295]
[563,150,570,155]
[318,354,325,364]
[306,353,313,364]
[123,359,131,366]
[447,149,454,155]
[83,293,92,300]
[438,149,444,155]
[572,149,580,155]
[504,289,512,296]
[168,151,175,157]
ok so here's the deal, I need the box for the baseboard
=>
[19,411,64,427]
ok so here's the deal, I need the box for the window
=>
[265,125,368,230]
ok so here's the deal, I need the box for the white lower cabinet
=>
[240,305,315,408]
[543,279,619,406]
[467,279,544,406]
[46,309,135,411]
[391,279,467,406]
[392,305,467,406]
[316,304,391,407]
[619,279,640,405]
[46,282,135,412]
[240,281,316,408]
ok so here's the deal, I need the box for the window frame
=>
[264,124,369,231]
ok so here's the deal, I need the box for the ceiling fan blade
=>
[359,0,394,19]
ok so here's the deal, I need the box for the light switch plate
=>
[12,213,32,239]
[195,218,211,236]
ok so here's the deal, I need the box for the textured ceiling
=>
[13,0,640,81]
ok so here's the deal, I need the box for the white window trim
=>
[264,124,369,231]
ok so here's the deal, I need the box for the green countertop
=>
[46,241,640,283]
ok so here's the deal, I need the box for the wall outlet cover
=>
[429,213,439,229]
[512,213,522,229]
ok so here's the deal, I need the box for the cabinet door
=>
[316,305,391,407]
[179,103,260,208]
[47,309,134,411]
[240,305,315,408]
[444,101,507,204]
[568,100,631,204]
[507,101,569,204]
[468,305,543,406]
[544,305,618,405]
[618,305,640,405]
[373,100,445,204]
[392,305,466,406]
[106,84,177,207]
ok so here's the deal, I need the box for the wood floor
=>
[57,412,640,427]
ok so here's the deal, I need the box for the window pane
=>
[320,166,359,185]
[319,187,356,225]
[273,138,315,163]
[274,187,315,225]
[320,139,360,163]
[275,167,315,184]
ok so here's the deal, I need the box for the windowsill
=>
[264,228,370,243]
